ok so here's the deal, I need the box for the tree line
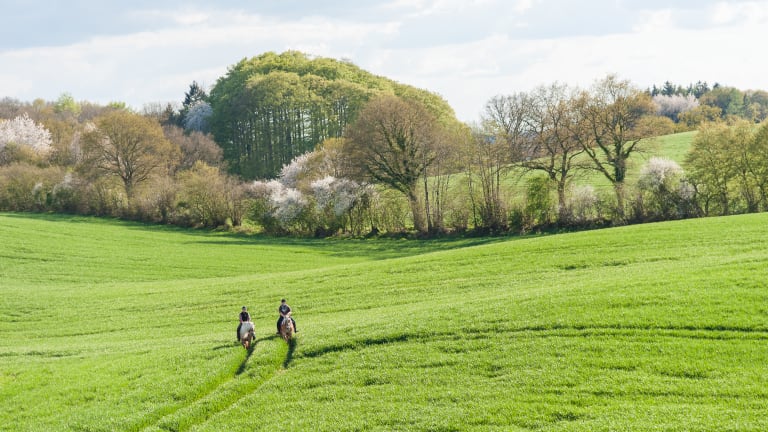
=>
[2,51,768,236]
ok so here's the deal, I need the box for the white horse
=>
[279,315,294,342]
[239,321,255,349]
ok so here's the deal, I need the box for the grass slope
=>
[2,211,767,431]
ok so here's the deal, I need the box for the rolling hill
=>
[1,211,767,431]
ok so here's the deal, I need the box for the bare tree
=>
[574,75,656,221]
[520,83,589,223]
[343,95,439,233]
[81,110,179,198]
[162,125,222,172]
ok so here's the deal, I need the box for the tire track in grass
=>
[126,341,256,432]
[142,336,292,432]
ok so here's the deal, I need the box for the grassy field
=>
[2,210,768,431]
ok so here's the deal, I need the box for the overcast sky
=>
[1,0,767,121]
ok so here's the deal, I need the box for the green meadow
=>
[2,211,768,431]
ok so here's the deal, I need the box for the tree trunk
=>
[408,188,427,233]
[557,181,568,223]
[423,172,432,233]
[614,181,626,223]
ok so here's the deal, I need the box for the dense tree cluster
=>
[0,96,236,228]
[649,80,768,124]
[207,51,456,179]
[2,52,768,237]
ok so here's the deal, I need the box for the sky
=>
[1,0,767,122]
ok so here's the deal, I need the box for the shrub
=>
[131,176,179,223]
[0,163,64,211]
[523,175,553,229]
[636,157,695,220]
[568,185,600,225]
[178,162,246,228]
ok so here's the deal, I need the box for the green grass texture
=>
[2,210,767,431]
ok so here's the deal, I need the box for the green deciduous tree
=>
[699,86,745,119]
[748,121,768,209]
[81,111,179,199]
[685,122,737,215]
[208,51,456,180]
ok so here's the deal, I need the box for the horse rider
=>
[277,299,298,334]
[237,306,251,342]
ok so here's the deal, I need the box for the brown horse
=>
[239,321,255,349]
[279,314,294,342]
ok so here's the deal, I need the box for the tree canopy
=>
[208,51,457,179]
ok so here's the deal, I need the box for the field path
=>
[136,336,291,432]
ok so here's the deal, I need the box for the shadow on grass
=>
[212,343,236,351]
[283,338,297,369]
[235,345,255,376]
[301,333,410,359]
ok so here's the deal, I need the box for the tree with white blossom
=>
[637,157,695,220]
[311,175,371,234]
[250,151,373,235]
[183,101,212,133]
[653,94,699,122]
[0,113,52,163]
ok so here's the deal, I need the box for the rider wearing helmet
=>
[236,306,251,342]
[276,299,298,334]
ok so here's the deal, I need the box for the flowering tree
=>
[0,113,53,161]
[250,151,372,235]
[250,179,309,233]
[311,176,371,234]
[279,152,313,189]
[653,94,699,122]
[637,157,695,220]
[183,101,212,133]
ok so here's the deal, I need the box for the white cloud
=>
[633,9,676,32]
[710,1,768,24]
[2,2,768,124]
[0,11,400,107]
[512,0,537,13]
[368,12,768,121]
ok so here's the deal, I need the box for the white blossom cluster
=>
[311,176,364,217]
[252,152,370,231]
[270,185,307,226]
[0,113,52,153]
[638,157,684,191]
[251,178,307,227]
[278,152,313,188]
[183,101,212,133]
[653,94,699,120]
[569,185,599,222]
